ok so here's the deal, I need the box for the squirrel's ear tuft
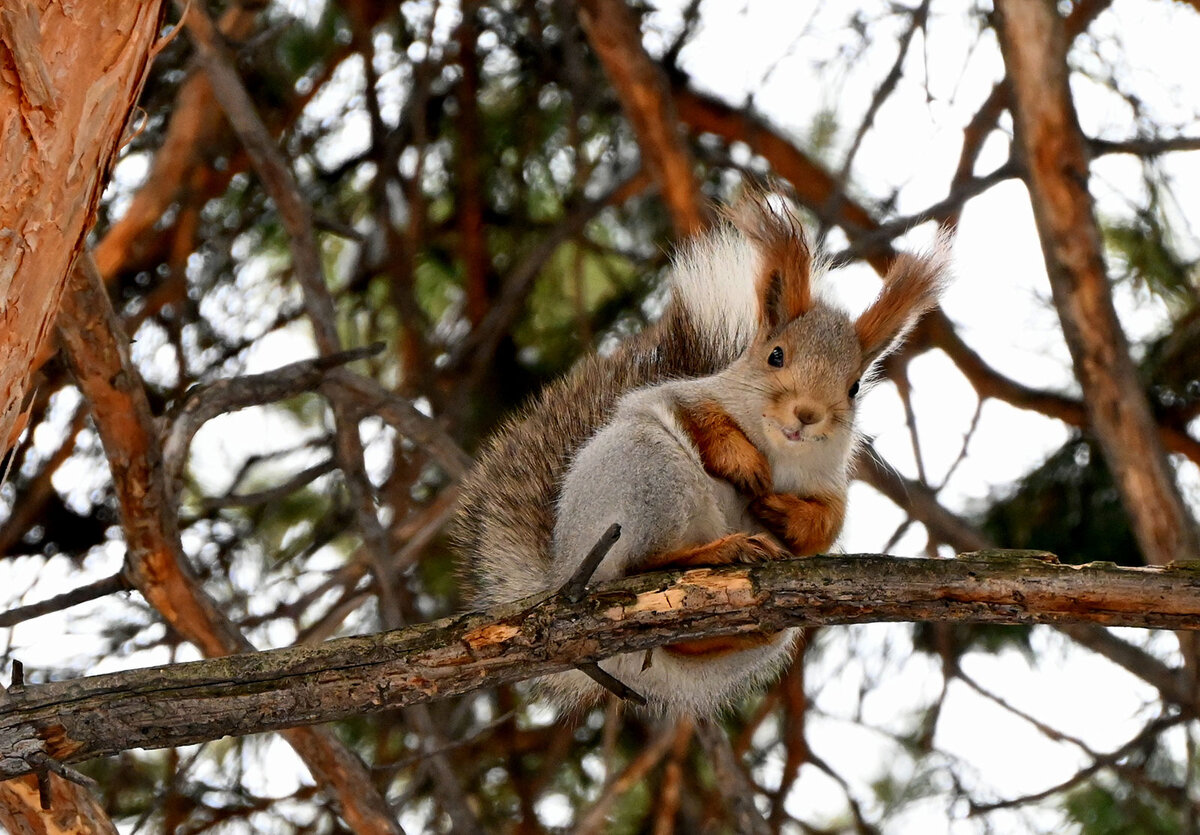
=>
[855,229,952,369]
[724,190,813,331]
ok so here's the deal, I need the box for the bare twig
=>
[162,345,383,496]
[1090,134,1200,157]
[0,573,129,628]
[321,370,473,478]
[578,662,647,706]
[968,714,1185,815]
[561,523,622,603]
[198,460,336,512]
[827,0,932,230]
[22,752,99,794]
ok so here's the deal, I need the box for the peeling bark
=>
[0,0,166,458]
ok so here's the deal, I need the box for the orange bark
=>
[0,0,167,458]
[577,0,706,237]
[995,0,1200,565]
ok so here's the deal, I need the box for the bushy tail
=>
[453,195,817,607]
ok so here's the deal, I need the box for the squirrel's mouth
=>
[767,419,828,444]
[768,420,810,443]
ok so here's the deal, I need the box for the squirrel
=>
[454,193,949,715]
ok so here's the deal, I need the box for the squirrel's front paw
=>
[749,492,841,555]
[730,466,772,499]
[749,494,794,534]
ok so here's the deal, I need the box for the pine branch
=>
[3,551,1198,781]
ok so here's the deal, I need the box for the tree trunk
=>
[0,0,166,457]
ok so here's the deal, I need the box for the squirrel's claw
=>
[740,533,791,562]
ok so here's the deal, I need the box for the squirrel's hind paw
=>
[640,532,790,570]
[741,533,792,562]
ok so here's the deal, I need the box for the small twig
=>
[563,524,638,706]
[150,0,190,62]
[163,347,389,496]
[578,662,646,706]
[24,751,101,792]
[9,658,24,693]
[560,523,622,603]
[321,370,474,478]
[198,460,336,513]
[36,769,51,810]
[0,572,130,627]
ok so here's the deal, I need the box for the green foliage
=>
[1102,170,1197,312]
[808,107,841,161]
[1064,781,1181,835]
[980,436,1140,567]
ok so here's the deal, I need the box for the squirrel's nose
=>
[794,404,824,426]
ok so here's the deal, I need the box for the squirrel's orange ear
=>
[855,234,950,369]
[725,191,813,332]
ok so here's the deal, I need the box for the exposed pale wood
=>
[0,773,117,835]
[3,551,1199,780]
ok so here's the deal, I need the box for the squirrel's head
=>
[724,196,949,453]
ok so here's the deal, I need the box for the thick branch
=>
[2,552,1199,779]
[56,256,401,835]
[0,0,166,458]
[577,0,706,236]
[994,0,1200,565]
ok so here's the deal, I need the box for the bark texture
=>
[0,0,166,456]
[2,551,1198,779]
[994,0,1200,566]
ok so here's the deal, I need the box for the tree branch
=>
[576,0,706,237]
[3,551,1199,780]
[0,572,128,628]
[994,0,1200,566]
[56,255,401,835]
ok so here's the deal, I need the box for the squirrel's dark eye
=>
[848,380,860,399]
[768,346,785,368]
